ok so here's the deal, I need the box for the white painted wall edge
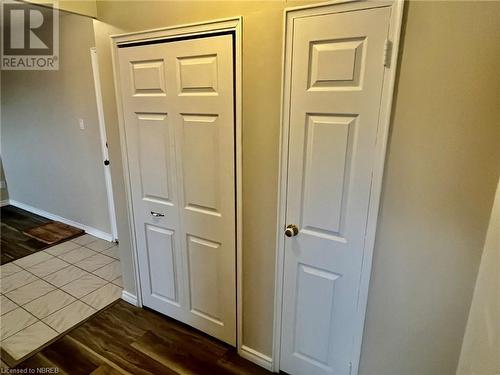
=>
[121,290,139,306]
[239,345,273,371]
[8,200,113,242]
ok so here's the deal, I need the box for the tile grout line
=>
[2,292,121,362]
[63,256,117,281]
[1,292,121,363]
[1,235,123,361]
[20,289,79,320]
[62,276,113,300]
[1,304,42,342]
[1,290,122,346]
[4,263,121,305]
[1,255,120,299]
[4,246,117,292]
[1,240,120,317]
[7,282,55,307]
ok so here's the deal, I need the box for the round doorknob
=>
[284,224,299,237]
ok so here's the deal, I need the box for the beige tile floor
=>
[0,234,122,364]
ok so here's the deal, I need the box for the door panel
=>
[295,265,340,367]
[181,114,220,215]
[177,54,218,94]
[145,224,178,304]
[301,114,355,236]
[187,235,223,325]
[281,7,391,375]
[137,114,172,203]
[131,60,167,94]
[118,34,235,345]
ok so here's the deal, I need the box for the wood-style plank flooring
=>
[14,300,273,375]
[0,205,52,264]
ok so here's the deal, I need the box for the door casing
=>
[273,1,404,373]
[90,47,119,242]
[110,16,243,351]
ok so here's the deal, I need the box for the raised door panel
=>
[301,115,356,239]
[308,38,365,90]
[187,235,223,326]
[131,60,167,95]
[144,225,179,305]
[294,265,341,371]
[181,114,220,216]
[177,54,218,95]
[137,113,172,204]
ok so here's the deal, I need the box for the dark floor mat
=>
[23,221,84,244]
[0,205,84,265]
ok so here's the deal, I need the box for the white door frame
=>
[110,16,243,348]
[91,47,119,241]
[272,1,404,373]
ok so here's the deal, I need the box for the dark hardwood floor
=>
[0,205,52,264]
[0,205,84,264]
[15,300,273,375]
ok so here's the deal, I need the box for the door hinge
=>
[384,39,393,68]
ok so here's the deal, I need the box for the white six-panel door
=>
[280,7,391,375]
[117,34,236,345]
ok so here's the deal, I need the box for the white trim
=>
[121,290,139,306]
[90,47,119,242]
[232,18,244,359]
[110,16,243,351]
[1,199,10,207]
[111,17,241,45]
[110,34,144,310]
[353,2,404,374]
[239,345,273,372]
[9,200,113,242]
[272,1,404,373]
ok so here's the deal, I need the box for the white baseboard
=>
[0,199,10,207]
[121,290,139,306]
[239,345,274,372]
[8,200,113,242]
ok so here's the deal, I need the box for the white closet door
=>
[118,34,236,345]
[280,7,391,375]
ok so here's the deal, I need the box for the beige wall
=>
[1,13,111,234]
[457,177,500,375]
[359,2,500,374]
[25,0,97,18]
[92,1,500,374]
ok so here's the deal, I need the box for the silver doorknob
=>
[151,211,165,217]
[284,224,299,237]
